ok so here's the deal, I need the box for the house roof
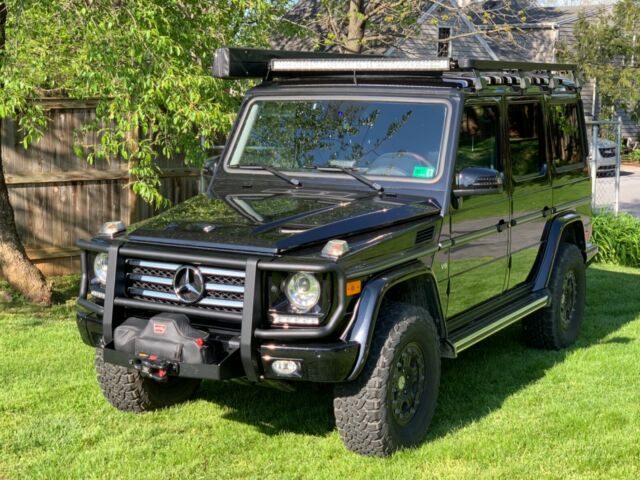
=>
[468,3,601,26]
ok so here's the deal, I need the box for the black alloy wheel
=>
[390,342,426,427]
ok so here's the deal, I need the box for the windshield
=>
[229,99,448,181]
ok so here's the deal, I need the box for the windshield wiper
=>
[313,166,384,195]
[234,165,302,188]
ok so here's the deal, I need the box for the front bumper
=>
[77,311,359,383]
[76,239,357,382]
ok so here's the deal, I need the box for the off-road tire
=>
[523,242,586,349]
[333,302,440,457]
[95,349,201,412]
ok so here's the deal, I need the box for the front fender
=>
[343,263,444,381]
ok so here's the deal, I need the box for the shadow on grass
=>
[195,266,640,439]
[198,381,336,436]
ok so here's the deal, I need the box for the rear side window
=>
[456,105,500,172]
[549,103,584,168]
[508,103,545,178]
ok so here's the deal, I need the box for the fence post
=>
[614,116,622,215]
[590,123,598,210]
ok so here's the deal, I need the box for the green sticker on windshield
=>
[413,166,435,178]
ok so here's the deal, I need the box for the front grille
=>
[124,259,245,314]
[599,147,616,158]
[474,175,499,187]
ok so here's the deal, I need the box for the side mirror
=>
[200,156,220,193]
[453,167,504,197]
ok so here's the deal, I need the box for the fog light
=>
[271,360,301,377]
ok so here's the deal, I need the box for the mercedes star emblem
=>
[173,265,205,304]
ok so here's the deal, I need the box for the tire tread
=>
[95,349,199,412]
[333,302,440,456]
[523,242,585,350]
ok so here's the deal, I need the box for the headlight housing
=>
[93,253,109,285]
[284,272,321,313]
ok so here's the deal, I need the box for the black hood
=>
[126,188,440,254]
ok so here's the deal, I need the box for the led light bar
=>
[270,58,452,73]
[269,313,322,326]
[212,47,375,79]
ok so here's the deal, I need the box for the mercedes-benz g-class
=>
[76,48,597,456]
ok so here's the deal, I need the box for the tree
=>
[559,0,640,121]
[0,1,287,303]
[0,2,51,305]
[281,0,532,54]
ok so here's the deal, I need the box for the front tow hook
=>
[130,355,179,382]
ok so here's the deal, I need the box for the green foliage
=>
[592,212,640,267]
[288,1,520,55]
[559,0,640,122]
[0,0,289,206]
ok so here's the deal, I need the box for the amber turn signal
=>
[346,280,362,296]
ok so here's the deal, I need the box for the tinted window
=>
[508,103,545,177]
[456,105,500,172]
[549,103,584,167]
[230,100,448,181]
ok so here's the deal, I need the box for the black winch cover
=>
[114,313,211,364]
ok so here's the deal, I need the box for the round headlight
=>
[93,253,109,285]
[285,272,321,313]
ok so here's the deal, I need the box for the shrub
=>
[592,212,640,267]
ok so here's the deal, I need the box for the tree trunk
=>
[0,160,52,305]
[0,2,52,305]
[345,0,366,53]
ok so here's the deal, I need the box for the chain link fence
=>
[586,118,622,213]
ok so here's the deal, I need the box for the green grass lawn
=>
[1,265,640,479]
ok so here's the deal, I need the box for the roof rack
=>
[212,47,579,91]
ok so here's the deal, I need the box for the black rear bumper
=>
[77,311,359,383]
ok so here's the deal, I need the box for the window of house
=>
[438,27,451,58]
[549,103,584,168]
[508,102,545,177]
[456,105,500,172]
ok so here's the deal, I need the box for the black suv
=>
[76,49,597,457]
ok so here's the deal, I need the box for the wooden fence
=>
[3,98,201,276]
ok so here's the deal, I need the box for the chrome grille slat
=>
[127,287,244,309]
[127,273,173,286]
[200,266,245,278]
[205,283,245,293]
[128,288,180,302]
[126,259,181,271]
[124,257,246,314]
[199,297,244,309]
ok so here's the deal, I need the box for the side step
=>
[448,291,550,355]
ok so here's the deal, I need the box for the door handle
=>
[497,219,508,233]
